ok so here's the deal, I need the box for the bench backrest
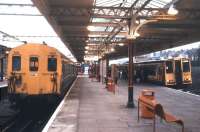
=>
[154,104,165,119]
[139,96,165,119]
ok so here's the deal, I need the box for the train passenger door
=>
[175,60,182,85]
[165,61,175,85]
[181,59,192,84]
[47,57,58,93]
[39,55,58,95]
[10,55,22,93]
[28,56,39,94]
[158,66,163,82]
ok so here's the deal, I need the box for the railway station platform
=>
[44,76,200,132]
[0,80,7,88]
[0,80,8,101]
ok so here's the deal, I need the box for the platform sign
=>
[100,59,107,83]
[111,64,118,84]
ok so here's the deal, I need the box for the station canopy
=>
[32,0,200,62]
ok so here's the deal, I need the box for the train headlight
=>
[50,74,54,81]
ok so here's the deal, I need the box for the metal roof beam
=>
[68,40,126,44]
[65,36,125,41]
[87,22,121,27]
[49,6,167,19]
[0,3,34,7]
[105,0,152,42]
[63,31,127,36]
[50,6,167,12]
[139,27,200,34]
[58,21,126,27]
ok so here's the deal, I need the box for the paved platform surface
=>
[46,76,200,132]
[0,80,7,88]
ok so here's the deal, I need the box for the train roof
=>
[10,43,74,64]
[120,57,190,66]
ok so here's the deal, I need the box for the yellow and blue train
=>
[7,43,77,103]
[134,58,192,86]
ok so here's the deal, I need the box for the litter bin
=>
[140,89,155,118]
[107,78,112,91]
[107,78,115,93]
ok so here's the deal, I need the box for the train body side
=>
[135,61,176,86]
[135,58,192,86]
[120,58,192,87]
[175,58,192,85]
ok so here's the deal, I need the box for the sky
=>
[0,0,77,62]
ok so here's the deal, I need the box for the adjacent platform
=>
[0,80,7,88]
[0,80,8,101]
[45,76,200,132]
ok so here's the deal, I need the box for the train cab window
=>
[183,61,190,72]
[48,58,57,71]
[30,57,39,71]
[12,56,21,71]
[166,61,173,73]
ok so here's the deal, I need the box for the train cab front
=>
[165,61,176,86]
[7,44,62,104]
[182,59,192,85]
[7,55,26,103]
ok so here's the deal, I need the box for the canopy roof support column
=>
[127,40,135,108]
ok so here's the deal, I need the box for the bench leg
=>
[153,113,156,132]
[182,124,184,132]
[138,101,140,122]
[160,117,163,123]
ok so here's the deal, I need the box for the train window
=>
[12,56,21,71]
[183,61,190,72]
[166,61,173,73]
[30,57,39,71]
[48,58,57,71]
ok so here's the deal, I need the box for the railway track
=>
[171,84,200,95]
[0,100,58,132]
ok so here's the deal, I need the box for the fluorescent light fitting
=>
[134,32,140,37]
[87,25,95,31]
[168,5,178,15]
[111,48,115,52]
[88,34,101,37]
[118,43,124,46]
[135,20,140,24]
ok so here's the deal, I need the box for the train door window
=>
[158,66,163,75]
[12,56,21,71]
[48,57,57,71]
[175,60,182,84]
[166,61,173,73]
[30,57,39,71]
[182,61,190,72]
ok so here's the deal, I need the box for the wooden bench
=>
[138,96,184,132]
